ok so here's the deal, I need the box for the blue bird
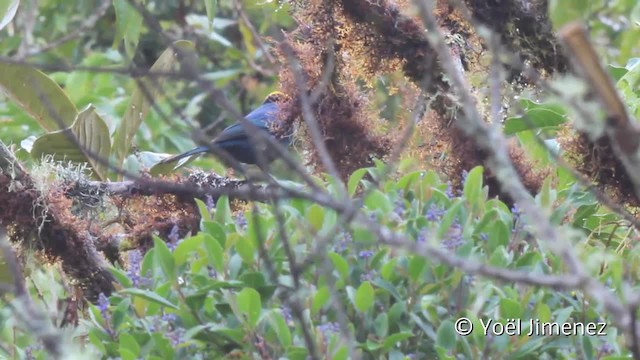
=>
[159,91,291,167]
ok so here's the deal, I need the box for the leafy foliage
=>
[0,163,628,358]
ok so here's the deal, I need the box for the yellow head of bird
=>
[263,91,290,104]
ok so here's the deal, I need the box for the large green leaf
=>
[548,0,590,29]
[31,105,111,180]
[504,108,567,135]
[0,0,19,31]
[113,0,143,58]
[111,40,195,175]
[120,288,179,309]
[236,287,261,329]
[204,0,217,30]
[0,63,77,131]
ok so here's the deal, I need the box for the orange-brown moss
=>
[559,127,639,206]
[275,0,398,178]
[463,0,567,75]
[0,173,115,302]
[409,111,548,203]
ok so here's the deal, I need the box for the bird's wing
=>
[213,102,279,144]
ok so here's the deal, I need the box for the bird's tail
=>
[158,146,209,164]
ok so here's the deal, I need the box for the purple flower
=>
[479,232,488,241]
[147,316,160,332]
[394,190,405,217]
[317,322,340,335]
[207,266,217,278]
[333,231,352,252]
[511,204,525,234]
[417,228,428,243]
[462,170,469,182]
[359,250,374,259]
[426,204,445,221]
[445,181,455,199]
[24,345,41,360]
[281,305,293,326]
[97,293,115,337]
[97,293,109,318]
[205,194,216,212]
[162,313,177,324]
[442,221,464,249]
[167,224,180,251]
[127,250,146,287]
[511,203,521,217]
[598,342,613,355]
[394,201,405,217]
[166,327,185,346]
[235,213,247,230]
[360,271,376,282]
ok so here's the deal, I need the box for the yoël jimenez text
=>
[480,318,607,336]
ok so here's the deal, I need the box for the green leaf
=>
[374,313,389,338]
[408,256,427,282]
[504,108,567,135]
[238,21,256,57]
[239,271,266,288]
[462,166,484,207]
[112,40,195,173]
[174,234,204,266]
[549,0,590,29]
[436,320,456,350]
[213,196,232,225]
[582,336,594,360]
[382,331,413,351]
[328,252,349,280]
[0,63,78,131]
[608,64,628,81]
[499,298,522,319]
[436,199,464,239]
[312,286,330,315]
[202,221,226,247]
[354,281,374,312]
[204,0,217,29]
[113,0,143,58]
[111,297,131,331]
[203,233,224,272]
[31,104,111,180]
[194,198,211,221]
[348,168,368,196]
[0,0,19,31]
[235,236,256,264]
[488,221,510,252]
[332,346,349,360]
[120,350,136,360]
[380,258,397,281]
[269,310,292,347]
[536,302,551,323]
[306,204,325,231]
[364,189,393,213]
[472,209,498,236]
[120,288,179,309]
[119,333,140,359]
[153,236,176,280]
[617,59,640,119]
[236,287,261,329]
[353,225,376,244]
[107,266,133,288]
